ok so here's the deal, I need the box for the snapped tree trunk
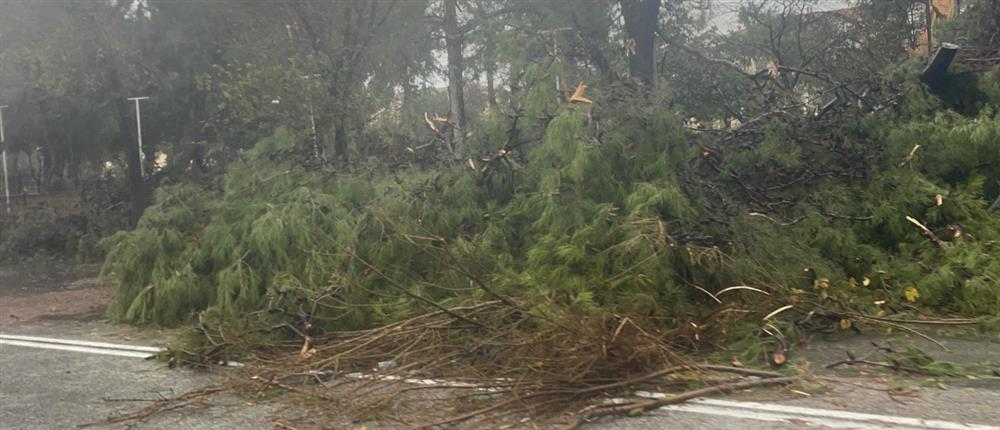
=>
[444,0,466,147]
[621,0,660,87]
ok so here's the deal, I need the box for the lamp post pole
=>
[127,97,149,177]
[1,105,10,214]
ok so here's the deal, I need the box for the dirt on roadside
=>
[0,262,110,326]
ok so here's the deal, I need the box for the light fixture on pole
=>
[127,97,150,176]
[1,105,10,214]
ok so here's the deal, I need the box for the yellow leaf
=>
[839,319,853,330]
[905,287,920,303]
[862,276,871,287]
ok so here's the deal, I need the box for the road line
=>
[0,338,155,358]
[634,392,999,430]
[693,398,999,430]
[658,402,896,429]
[0,334,163,353]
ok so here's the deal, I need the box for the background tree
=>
[622,0,662,86]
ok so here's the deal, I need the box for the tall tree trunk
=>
[36,98,58,191]
[925,0,934,50]
[444,0,466,147]
[621,0,660,87]
[486,60,498,109]
[107,64,148,226]
[334,116,348,161]
[402,64,417,118]
[67,137,80,188]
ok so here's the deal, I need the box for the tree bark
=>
[621,0,660,87]
[486,61,498,109]
[444,0,466,147]
[32,96,64,191]
[925,0,934,50]
[333,116,348,161]
[106,63,148,226]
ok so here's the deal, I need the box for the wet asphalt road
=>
[0,322,277,430]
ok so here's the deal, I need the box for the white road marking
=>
[0,338,155,359]
[693,398,999,430]
[3,335,997,430]
[653,397,1000,430]
[658,402,896,429]
[0,334,163,353]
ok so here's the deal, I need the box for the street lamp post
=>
[1,105,10,214]
[127,97,150,177]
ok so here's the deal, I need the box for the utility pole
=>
[127,97,149,177]
[1,105,10,214]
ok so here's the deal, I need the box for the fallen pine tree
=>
[98,61,1000,426]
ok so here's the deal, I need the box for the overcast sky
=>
[707,0,854,32]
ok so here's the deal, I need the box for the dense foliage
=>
[103,69,1000,346]
[1,0,997,357]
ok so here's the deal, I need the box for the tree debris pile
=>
[78,0,1000,426]
[119,300,792,428]
[95,56,1000,424]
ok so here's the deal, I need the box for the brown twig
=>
[79,386,227,428]
[851,314,951,351]
[905,216,947,249]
